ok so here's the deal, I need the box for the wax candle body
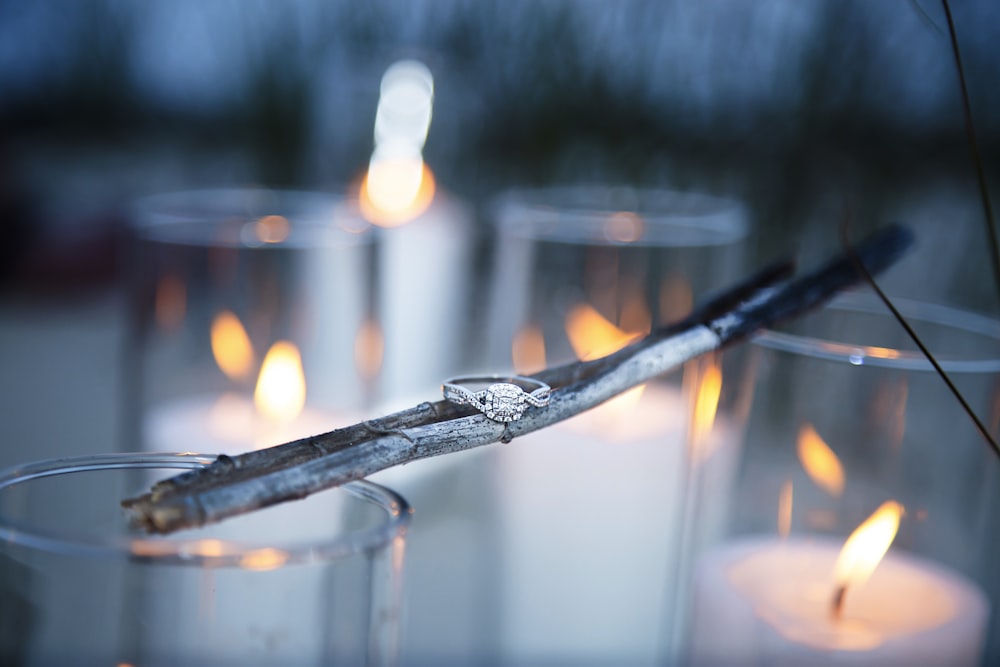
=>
[497,383,740,663]
[378,195,470,401]
[144,393,338,454]
[140,395,350,660]
[689,537,989,666]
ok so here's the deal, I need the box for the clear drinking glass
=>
[0,453,411,666]
[480,185,752,664]
[686,293,999,665]
[125,188,377,458]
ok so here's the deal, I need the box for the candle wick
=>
[830,584,847,619]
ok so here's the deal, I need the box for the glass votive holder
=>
[0,453,411,666]
[686,292,998,666]
[125,188,376,455]
[481,185,753,663]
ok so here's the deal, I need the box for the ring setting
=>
[442,375,551,423]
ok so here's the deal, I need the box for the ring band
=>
[442,375,551,423]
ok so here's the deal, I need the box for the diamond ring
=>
[442,375,552,423]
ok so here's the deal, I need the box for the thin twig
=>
[941,0,1000,308]
[137,261,798,503]
[908,0,945,38]
[124,225,914,534]
[840,223,1000,459]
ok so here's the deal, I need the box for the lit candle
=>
[357,59,472,403]
[689,503,989,666]
[145,313,339,454]
[139,318,350,660]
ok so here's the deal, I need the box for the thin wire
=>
[908,0,946,37]
[941,0,1000,311]
[840,223,1000,459]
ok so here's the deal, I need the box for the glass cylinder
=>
[686,293,999,665]
[0,453,411,666]
[125,188,377,455]
[482,185,752,664]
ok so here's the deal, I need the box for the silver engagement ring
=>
[442,375,551,423]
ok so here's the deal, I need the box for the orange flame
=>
[210,311,254,381]
[512,324,547,375]
[689,358,723,459]
[565,303,643,361]
[797,424,845,497]
[565,302,650,415]
[834,500,904,593]
[359,158,436,228]
[254,341,307,422]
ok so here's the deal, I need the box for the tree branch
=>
[123,224,914,534]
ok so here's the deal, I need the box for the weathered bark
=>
[123,224,913,534]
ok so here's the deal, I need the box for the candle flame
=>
[565,303,649,417]
[565,303,643,361]
[210,311,254,381]
[688,357,723,460]
[359,157,436,227]
[254,341,307,422]
[834,500,904,594]
[512,324,547,375]
[361,59,435,228]
[797,424,845,497]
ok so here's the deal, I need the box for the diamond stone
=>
[482,383,527,422]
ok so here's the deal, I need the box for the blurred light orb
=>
[604,211,645,243]
[361,156,436,228]
[361,59,436,227]
[375,60,434,148]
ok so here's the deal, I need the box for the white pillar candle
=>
[141,395,352,661]
[378,194,471,401]
[144,392,339,455]
[497,382,740,663]
[689,536,989,666]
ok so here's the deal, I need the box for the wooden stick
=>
[123,224,914,534]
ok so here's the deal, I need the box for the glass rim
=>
[130,187,373,249]
[0,452,411,567]
[491,184,749,247]
[753,292,1000,372]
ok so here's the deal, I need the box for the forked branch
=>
[123,224,914,534]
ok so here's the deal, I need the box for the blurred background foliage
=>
[0,0,997,309]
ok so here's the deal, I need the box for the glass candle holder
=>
[0,453,411,666]
[481,185,752,664]
[686,292,998,666]
[125,188,377,455]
